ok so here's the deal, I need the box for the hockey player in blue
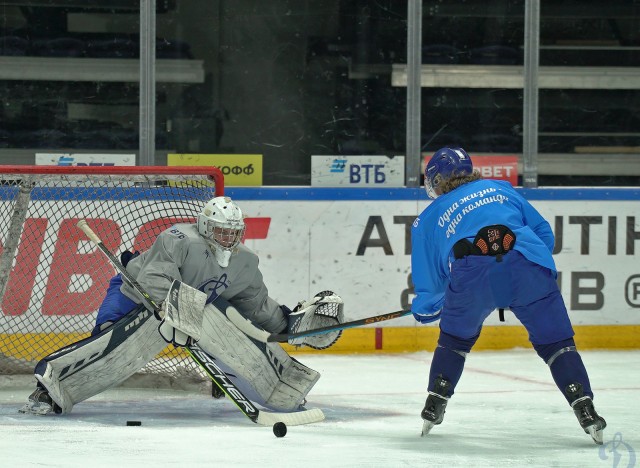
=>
[412,147,606,444]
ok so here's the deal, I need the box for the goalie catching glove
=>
[287,290,344,349]
[158,280,207,347]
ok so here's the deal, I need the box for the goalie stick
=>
[227,307,412,344]
[76,220,324,427]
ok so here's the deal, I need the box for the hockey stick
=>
[227,307,412,344]
[76,220,324,427]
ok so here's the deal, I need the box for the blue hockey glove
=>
[413,309,442,324]
[120,250,140,267]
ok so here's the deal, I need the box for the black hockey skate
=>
[565,382,606,445]
[19,387,62,416]
[421,376,451,436]
[211,383,226,399]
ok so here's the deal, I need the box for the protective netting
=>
[0,167,223,381]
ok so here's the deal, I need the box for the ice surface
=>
[1,350,638,468]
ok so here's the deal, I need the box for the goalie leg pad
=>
[288,290,345,349]
[198,299,321,412]
[30,305,166,414]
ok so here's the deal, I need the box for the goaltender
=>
[21,196,344,416]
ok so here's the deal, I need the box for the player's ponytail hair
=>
[439,170,483,195]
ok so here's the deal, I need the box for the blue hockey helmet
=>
[424,147,473,199]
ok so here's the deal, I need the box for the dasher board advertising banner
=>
[311,155,405,186]
[1,188,638,334]
[227,188,640,329]
[36,153,136,166]
[168,153,262,186]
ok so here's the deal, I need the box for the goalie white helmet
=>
[197,196,246,267]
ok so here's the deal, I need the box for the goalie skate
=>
[19,388,61,416]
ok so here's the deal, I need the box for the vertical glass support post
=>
[139,0,156,166]
[405,0,422,188]
[523,0,540,187]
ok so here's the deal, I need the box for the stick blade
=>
[256,408,325,426]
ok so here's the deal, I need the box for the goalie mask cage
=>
[0,165,224,381]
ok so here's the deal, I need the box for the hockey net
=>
[0,165,223,381]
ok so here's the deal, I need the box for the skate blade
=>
[18,401,54,416]
[586,425,604,445]
[421,420,435,437]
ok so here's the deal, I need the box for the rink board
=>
[1,187,639,351]
[281,324,640,353]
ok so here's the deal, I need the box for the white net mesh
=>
[0,166,222,381]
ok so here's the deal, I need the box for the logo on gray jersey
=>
[201,274,230,303]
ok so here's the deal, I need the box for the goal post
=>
[0,165,224,379]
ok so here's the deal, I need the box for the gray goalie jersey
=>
[120,223,287,333]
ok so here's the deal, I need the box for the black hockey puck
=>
[126,420,142,426]
[273,422,287,438]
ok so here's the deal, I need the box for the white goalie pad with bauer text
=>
[288,291,345,349]
[32,305,166,414]
[199,299,321,412]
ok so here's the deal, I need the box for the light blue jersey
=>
[411,179,555,318]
